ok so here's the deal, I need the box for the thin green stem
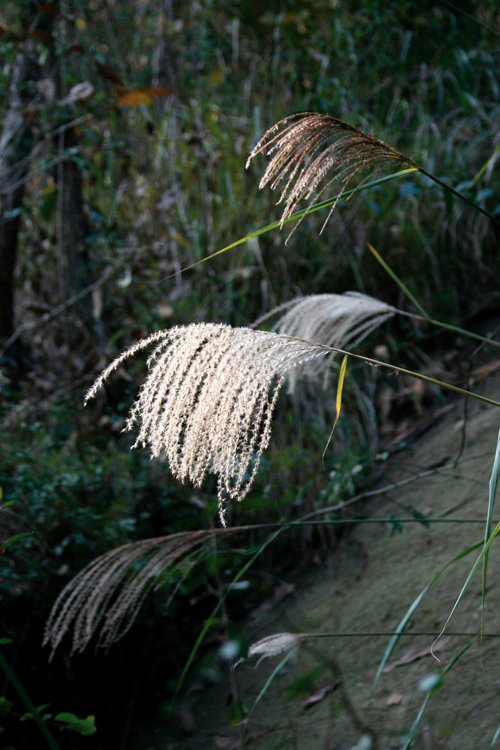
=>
[174,526,286,696]
[0,649,62,750]
[472,141,500,184]
[368,242,500,349]
[159,168,418,282]
[418,167,499,225]
[299,338,500,409]
[367,243,428,316]
[404,639,477,750]
[289,631,500,638]
[398,308,500,349]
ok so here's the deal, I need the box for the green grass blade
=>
[322,345,500,410]
[490,724,500,748]
[367,243,428,316]
[403,638,476,750]
[433,521,500,654]
[472,141,500,185]
[375,541,482,684]
[244,648,296,726]
[397,309,500,350]
[482,429,500,635]
[0,648,62,750]
[174,525,286,697]
[418,167,500,225]
[161,168,418,281]
[367,243,500,350]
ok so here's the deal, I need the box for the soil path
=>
[147,372,500,750]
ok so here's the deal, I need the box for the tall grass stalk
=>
[0,645,61,750]
[367,242,500,348]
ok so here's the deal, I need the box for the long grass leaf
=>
[375,541,482,683]
[482,428,500,635]
[367,243,427,316]
[0,649,62,750]
[160,169,417,282]
[174,525,286,696]
[490,724,500,748]
[244,648,296,726]
[367,244,500,350]
[322,355,348,462]
[432,521,500,654]
[418,167,499,224]
[472,141,500,185]
[403,638,476,750]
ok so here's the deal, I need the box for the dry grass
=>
[85,323,329,524]
[246,112,415,230]
[255,292,395,392]
[43,529,236,656]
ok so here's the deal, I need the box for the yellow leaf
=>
[322,355,348,462]
[146,87,171,97]
[118,91,154,106]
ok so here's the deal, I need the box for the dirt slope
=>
[146,372,500,750]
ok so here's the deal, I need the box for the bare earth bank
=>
[143,373,500,750]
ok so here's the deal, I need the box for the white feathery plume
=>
[43,529,236,656]
[233,632,305,669]
[246,112,415,230]
[85,323,329,525]
[255,292,395,392]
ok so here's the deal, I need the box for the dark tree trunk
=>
[56,126,95,333]
[0,41,37,344]
[50,0,95,338]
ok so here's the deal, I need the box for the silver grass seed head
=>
[233,631,305,669]
[85,323,328,525]
[246,112,416,229]
[43,530,234,656]
[256,292,395,392]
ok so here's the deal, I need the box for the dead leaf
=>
[118,91,154,106]
[471,359,500,383]
[118,88,171,107]
[301,681,341,709]
[387,692,403,706]
[146,87,171,96]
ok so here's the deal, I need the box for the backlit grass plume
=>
[43,529,236,656]
[255,292,395,391]
[246,112,416,229]
[85,323,328,525]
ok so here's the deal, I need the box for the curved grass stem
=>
[367,242,500,349]
[159,168,418,282]
[302,338,500,409]
[0,648,62,750]
[418,167,499,225]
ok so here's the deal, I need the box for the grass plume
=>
[246,112,416,230]
[43,530,235,657]
[255,292,395,391]
[247,111,498,232]
[85,323,328,525]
